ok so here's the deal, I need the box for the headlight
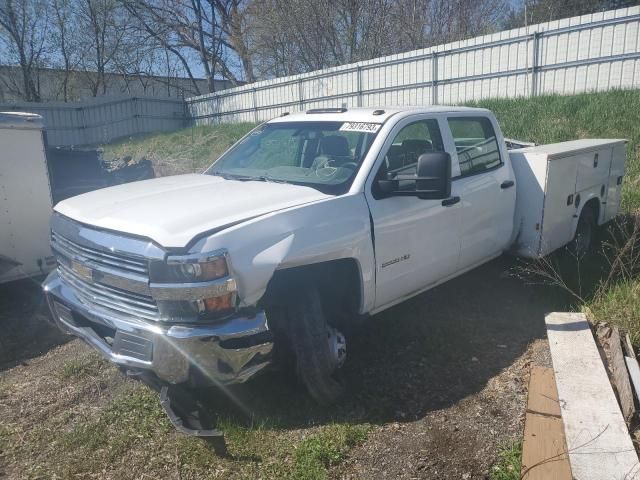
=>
[150,252,229,283]
[149,251,236,315]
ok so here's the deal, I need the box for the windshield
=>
[206,121,380,194]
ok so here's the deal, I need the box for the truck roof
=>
[267,106,489,124]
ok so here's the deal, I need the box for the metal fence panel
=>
[186,5,640,124]
[0,96,187,147]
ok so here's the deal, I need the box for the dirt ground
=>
[0,256,569,479]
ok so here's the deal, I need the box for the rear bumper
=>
[42,271,273,385]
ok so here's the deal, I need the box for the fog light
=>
[197,292,235,313]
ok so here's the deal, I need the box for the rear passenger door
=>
[446,116,515,270]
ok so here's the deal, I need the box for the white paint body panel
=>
[0,113,54,283]
[194,193,376,310]
[510,139,626,258]
[55,174,331,248]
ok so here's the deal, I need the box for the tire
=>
[571,206,596,257]
[285,283,345,405]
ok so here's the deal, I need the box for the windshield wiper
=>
[212,171,288,184]
[211,171,259,181]
[210,170,235,180]
[259,174,288,184]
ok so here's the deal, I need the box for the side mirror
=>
[415,152,451,199]
[376,179,398,195]
[374,151,451,200]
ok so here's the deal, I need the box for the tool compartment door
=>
[576,147,612,193]
[604,142,626,222]
[540,155,579,256]
[509,151,547,258]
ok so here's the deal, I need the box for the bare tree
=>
[76,0,132,96]
[226,0,255,82]
[245,0,506,79]
[122,0,254,92]
[502,0,639,29]
[50,0,86,100]
[0,0,50,101]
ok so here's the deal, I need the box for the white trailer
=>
[0,112,56,283]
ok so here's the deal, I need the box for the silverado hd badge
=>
[381,254,411,269]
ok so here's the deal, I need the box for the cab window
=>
[373,119,445,195]
[381,119,445,177]
[448,117,502,177]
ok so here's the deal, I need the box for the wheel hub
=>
[327,326,347,371]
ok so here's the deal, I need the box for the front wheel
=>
[285,283,346,405]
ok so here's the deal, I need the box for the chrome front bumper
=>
[43,271,273,385]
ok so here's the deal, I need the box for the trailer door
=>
[0,113,54,283]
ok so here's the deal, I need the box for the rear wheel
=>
[571,206,596,257]
[284,283,346,405]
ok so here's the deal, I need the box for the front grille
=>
[58,262,159,321]
[51,232,149,276]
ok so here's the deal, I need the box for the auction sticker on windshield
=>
[339,122,381,133]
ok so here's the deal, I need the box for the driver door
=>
[365,116,462,310]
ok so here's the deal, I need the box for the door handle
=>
[441,196,460,207]
[500,180,515,189]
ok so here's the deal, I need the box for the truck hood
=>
[54,174,331,248]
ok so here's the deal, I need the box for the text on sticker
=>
[339,122,381,133]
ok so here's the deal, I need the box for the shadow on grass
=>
[516,212,640,309]
[190,254,572,431]
[0,277,69,371]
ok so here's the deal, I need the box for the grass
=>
[0,348,371,479]
[87,89,638,479]
[474,89,640,211]
[489,442,522,480]
[589,279,640,341]
[292,424,371,479]
[61,388,172,457]
[60,353,104,378]
[102,122,256,176]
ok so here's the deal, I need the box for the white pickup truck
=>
[43,106,626,413]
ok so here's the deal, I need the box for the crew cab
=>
[43,106,626,415]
